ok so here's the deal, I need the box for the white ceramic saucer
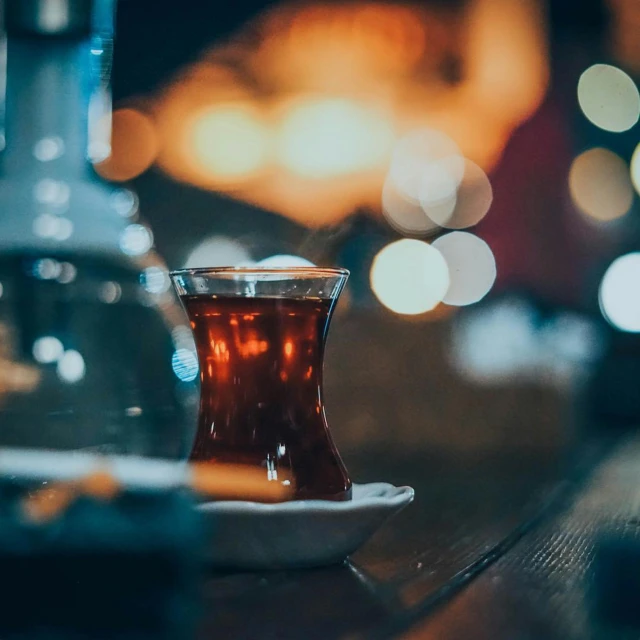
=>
[198,482,414,570]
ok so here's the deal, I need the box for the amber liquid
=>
[182,294,352,501]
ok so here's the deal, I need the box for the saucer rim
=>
[197,481,415,514]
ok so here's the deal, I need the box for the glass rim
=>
[169,266,350,278]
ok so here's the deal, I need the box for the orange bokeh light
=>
[462,0,549,127]
[188,105,269,182]
[276,96,394,179]
[95,108,159,182]
[149,0,549,227]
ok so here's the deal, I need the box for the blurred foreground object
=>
[0,474,203,638]
[0,447,295,502]
[0,0,196,454]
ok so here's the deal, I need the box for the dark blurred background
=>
[2,0,640,460]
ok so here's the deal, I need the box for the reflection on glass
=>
[171,267,352,501]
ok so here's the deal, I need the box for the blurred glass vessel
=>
[0,0,196,456]
[171,267,352,501]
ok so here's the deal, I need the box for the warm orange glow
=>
[236,339,269,358]
[569,148,634,222]
[609,0,640,74]
[462,0,549,127]
[254,3,432,92]
[188,105,268,183]
[211,340,230,362]
[150,0,549,227]
[241,167,385,227]
[0,357,41,396]
[421,303,456,323]
[154,65,263,189]
[95,109,159,182]
[232,326,271,358]
[276,97,394,178]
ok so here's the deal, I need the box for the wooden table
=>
[199,436,618,639]
[409,433,640,640]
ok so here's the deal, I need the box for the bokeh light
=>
[433,232,496,306]
[32,214,60,239]
[52,218,73,241]
[32,337,64,364]
[277,97,393,179]
[600,253,640,332]
[33,179,70,209]
[141,266,171,294]
[119,224,153,257]
[257,3,429,92]
[463,0,549,128]
[56,350,86,384]
[183,236,252,269]
[57,262,77,284]
[424,160,493,229]
[257,255,315,268]
[370,239,449,315]
[388,129,463,203]
[148,0,550,227]
[110,189,139,218]
[95,109,159,182]
[98,281,122,304]
[416,156,460,224]
[577,64,640,133]
[384,133,491,232]
[33,258,62,280]
[172,325,195,350]
[381,177,439,236]
[631,142,640,195]
[172,348,199,382]
[33,136,64,162]
[569,148,634,222]
[189,105,268,184]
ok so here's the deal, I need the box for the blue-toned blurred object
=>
[0,477,203,638]
[0,0,197,455]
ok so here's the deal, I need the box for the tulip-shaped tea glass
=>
[170,267,352,501]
